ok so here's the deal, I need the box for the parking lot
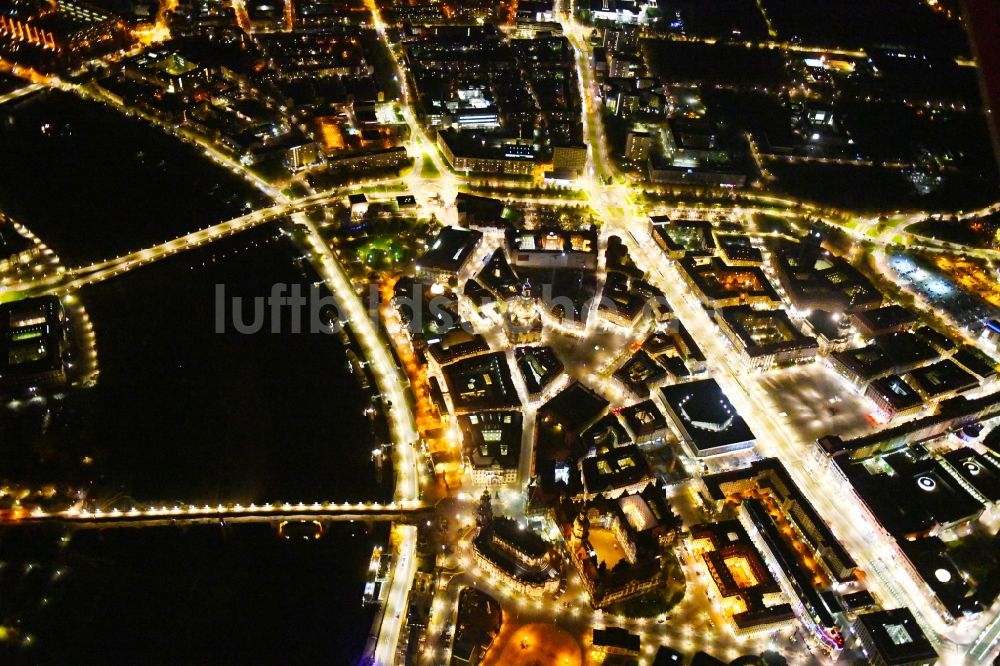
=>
[887,253,999,330]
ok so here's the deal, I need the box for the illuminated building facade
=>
[565,482,678,608]
[458,411,522,487]
[471,517,560,597]
[0,0,128,56]
[689,520,794,635]
[506,226,598,270]
[436,130,537,176]
[715,305,819,370]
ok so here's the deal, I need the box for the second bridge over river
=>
[7,499,434,529]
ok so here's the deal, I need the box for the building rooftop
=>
[986,425,1000,456]
[514,345,563,396]
[506,226,598,258]
[832,331,940,383]
[427,332,490,366]
[741,497,839,633]
[953,346,998,380]
[660,379,755,456]
[892,453,985,530]
[650,217,716,255]
[805,309,850,343]
[450,588,502,666]
[581,444,653,496]
[875,331,941,369]
[852,305,918,336]
[652,646,685,665]
[441,351,520,412]
[458,411,523,473]
[841,590,877,612]
[942,447,1000,503]
[605,235,645,279]
[689,519,793,630]
[642,330,678,356]
[599,271,652,324]
[618,400,668,439]
[474,517,556,585]
[580,413,633,453]
[616,482,681,536]
[476,248,522,300]
[909,359,979,398]
[490,516,550,559]
[842,451,984,537]
[416,225,483,275]
[0,295,67,385]
[898,537,984,618]
[392,277,461,343]
[716,305,818,358]
[518,265,598,325]
[462,279,494,309]
[256,30,369,76]
[855,608,937,665]
[689,652,727,666]
[538,381,609,434]
[867,375,923,412]
[437,129,539,167]
[818,390,1000,458]
[592,626,640,654]
[914,325,956,353]
[769,239,882,313]
[717,234,763,264]
[456,192,505,228]
[613,350,669,398]
[679,256,780,306]
[673,330,708,366]
[702,457,858,580]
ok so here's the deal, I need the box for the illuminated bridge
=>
[0,82,42,105]
[7,185,408,295]
[6,499,434,529]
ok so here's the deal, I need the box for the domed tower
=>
[504,278,542,344]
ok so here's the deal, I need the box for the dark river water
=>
[0,92,389,664]
[0,89,269,265]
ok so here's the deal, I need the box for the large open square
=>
[757,364,878,444]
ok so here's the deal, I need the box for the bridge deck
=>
[7,500,433,529]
